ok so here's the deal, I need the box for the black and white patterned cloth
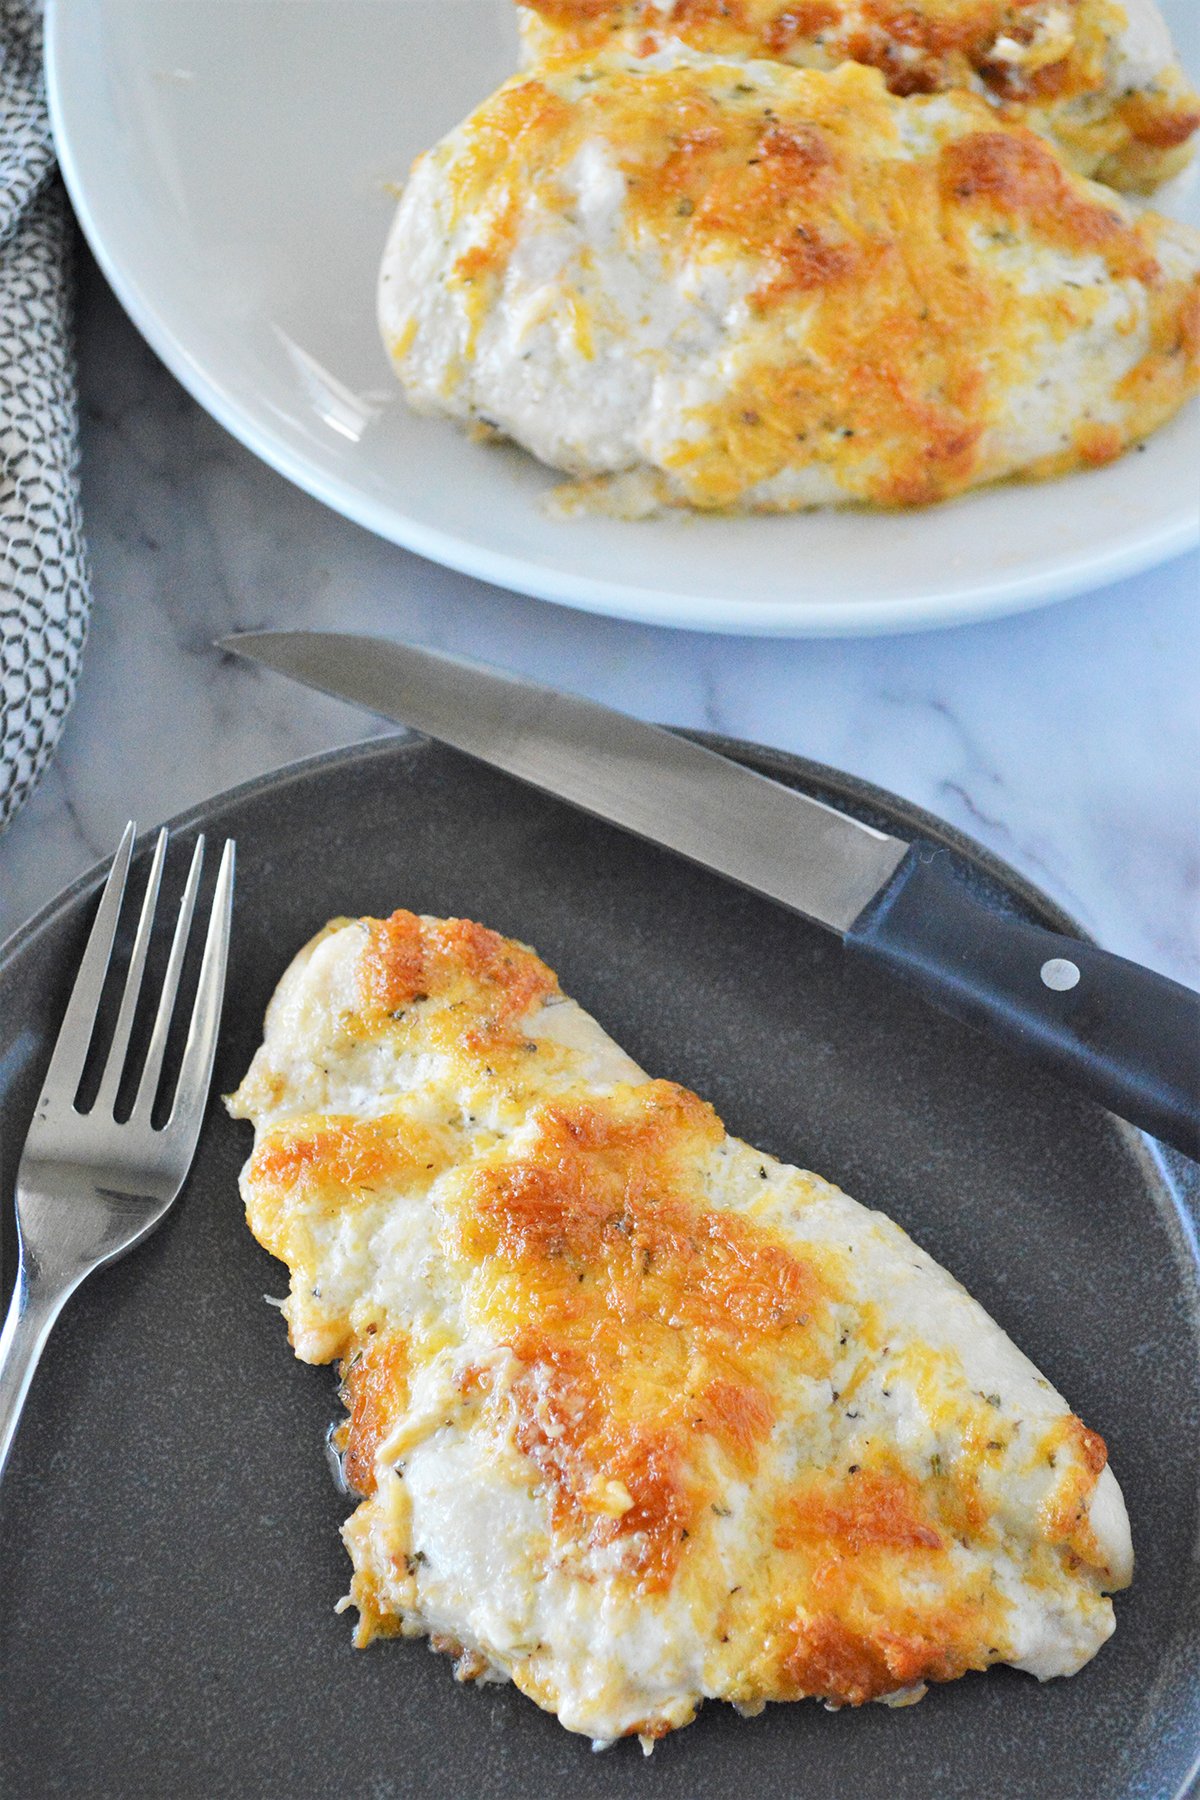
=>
[0,0,89,830]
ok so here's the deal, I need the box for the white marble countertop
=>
[2,259,1198,988]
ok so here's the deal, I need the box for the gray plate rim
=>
[3,729,1192,1205]
[2,729,1196,1800]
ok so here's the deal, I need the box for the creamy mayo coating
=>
[229,910,1132,1748]
[379,53,1199,515]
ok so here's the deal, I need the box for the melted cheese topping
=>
[229,910,1133,1747]
[517,0,1200,189]
[379,52,1199,515]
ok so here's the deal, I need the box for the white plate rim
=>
[44,0,1200,638]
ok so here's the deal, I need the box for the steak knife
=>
[220,629,1200,1161]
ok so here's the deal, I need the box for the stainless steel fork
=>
[0,822,235,1483]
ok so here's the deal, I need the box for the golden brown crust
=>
[360,909,559,1035]
[518,0,1200,187]
[939,128,1159,281]
[341,1331,411,1498]
[462,1083,829,1589]
[426,60,1198,510]
[778,1465,945,1558]
[233,912,1130,1733]
[1120,94,1200,151]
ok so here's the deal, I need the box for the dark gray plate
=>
[1,734,1197,1800]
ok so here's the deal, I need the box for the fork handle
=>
[0,1256,77,1487]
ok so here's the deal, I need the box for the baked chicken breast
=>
[228,909,1133,1749]
[517,0,1200,190]
[378,52,1199,514]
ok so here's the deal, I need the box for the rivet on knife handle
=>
[846,844,1200,1161]
[219,630,1200,1162]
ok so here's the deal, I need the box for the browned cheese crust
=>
[229,911,1132,1742]
[518,0,1200,189]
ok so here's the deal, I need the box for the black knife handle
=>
[845,842,1200,1161]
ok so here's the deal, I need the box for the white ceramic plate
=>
[47,0,1200,635]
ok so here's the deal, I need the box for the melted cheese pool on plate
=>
[378,53,1200,515]
[228,911,1132,1749]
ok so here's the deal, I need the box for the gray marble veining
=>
[2,260,1197,989]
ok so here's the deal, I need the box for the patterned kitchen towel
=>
[0,0,89,831]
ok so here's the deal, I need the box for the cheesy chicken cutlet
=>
[229,910,1132,1748]
[517,0,1200,191]
[378,52,1200,515]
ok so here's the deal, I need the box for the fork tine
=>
[131,835,205,1122]
[38,822,137,1109]
[167,839,235,1136]
[92,828,169,1117]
